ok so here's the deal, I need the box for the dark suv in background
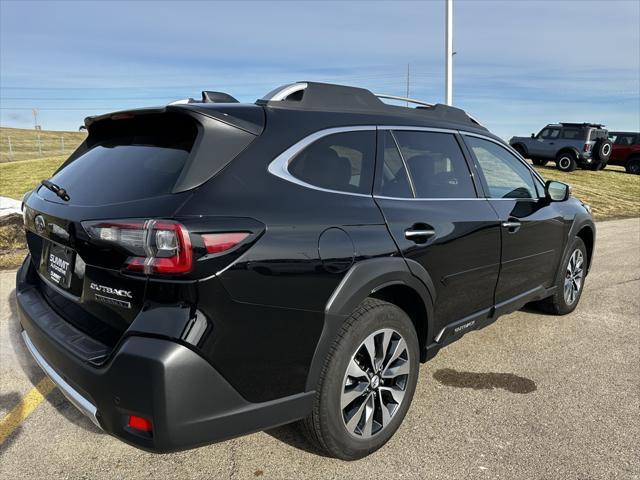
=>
[510,123,612,172]
[608,131,640,174]
[17,82,595,460]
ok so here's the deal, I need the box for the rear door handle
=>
[501,220,522,233]
[405,228,436,241]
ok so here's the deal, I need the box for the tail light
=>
[583,143,592,152]
[202,232,249,254]
[83,219,193,274]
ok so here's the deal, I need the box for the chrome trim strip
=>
[379,125,458,134]
[264,82,308,101]
[374,195,485,201]
[21,330,102,429]
[267,125,377,198]
[460,131,546,184]
[375,93,434,107]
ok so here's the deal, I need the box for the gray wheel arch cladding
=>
[305,257,435,391]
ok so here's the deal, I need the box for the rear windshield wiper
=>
[41,179,70,201]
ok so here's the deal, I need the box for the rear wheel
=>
[301,298,419,460]
[626,157,640,174]
[556,152,577,172]
[537,237,587,315]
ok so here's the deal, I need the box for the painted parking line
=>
[0,377,55,444]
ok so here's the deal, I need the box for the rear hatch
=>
[22,105,263,357]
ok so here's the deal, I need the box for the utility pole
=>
[7,137,13,160]
[445,0,453,106]
[406,63,410,106]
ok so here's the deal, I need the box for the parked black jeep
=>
[17,82,595,460]
[510,123,612,172]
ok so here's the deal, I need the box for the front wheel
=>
[556,152,577,172]
[301,298,419,460]
[537,237,587,315]
[531,158,549,167]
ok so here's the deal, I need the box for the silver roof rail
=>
[261,82,308,102]
[374,93,434,107]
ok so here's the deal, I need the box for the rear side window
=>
[377,131,413,198]
[392,131,476,198]
[41,113,198,205]
[561,127,583,139]
[466,136,537,199]
[288,131,375,194]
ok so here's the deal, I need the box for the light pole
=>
[445,0,453,106]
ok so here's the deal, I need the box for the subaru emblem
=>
[34,215,46,234]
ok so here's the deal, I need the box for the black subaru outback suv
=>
[17,82,595,460]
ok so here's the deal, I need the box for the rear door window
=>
[377,131,413,198]
[288,130,375,194]
[392,131,477,198]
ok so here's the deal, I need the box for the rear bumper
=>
[16,257,313,453]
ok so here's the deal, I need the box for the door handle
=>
[501,220,521,233]
[405,228,436,241]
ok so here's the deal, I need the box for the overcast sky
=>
[1,0,638,138]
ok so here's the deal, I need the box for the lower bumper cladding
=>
[21,330,102,429]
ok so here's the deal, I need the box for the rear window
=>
[39,113,197,205]
[589,129,608,140]
[288,131,375,194]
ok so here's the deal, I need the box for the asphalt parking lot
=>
[1,217,638,480]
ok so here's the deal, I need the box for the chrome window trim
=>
[374,196,488,201]
[267,125,377,198]
[266,125,545,200]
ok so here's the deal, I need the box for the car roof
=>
[85,81,495,139]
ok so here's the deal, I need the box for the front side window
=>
[392,131,476,198]
[540,128,561,139]
[288,130,375,194]
[465,136,537,199]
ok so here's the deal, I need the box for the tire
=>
[625,157,640,175]
[556,152,577,172]
[301,298,420,460]
[537,237,587,315]
[592,138,613,163]
[531,158,549,167]
[512,144,527,158]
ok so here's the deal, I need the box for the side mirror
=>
[531,133,535,138]
[546,180,570,202]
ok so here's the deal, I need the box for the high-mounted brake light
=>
[127,415,153,433]
[83,219,193,274]
[202,232,249,254]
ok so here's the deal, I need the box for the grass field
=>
[0,156,66,200]
[0,126,85,163]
